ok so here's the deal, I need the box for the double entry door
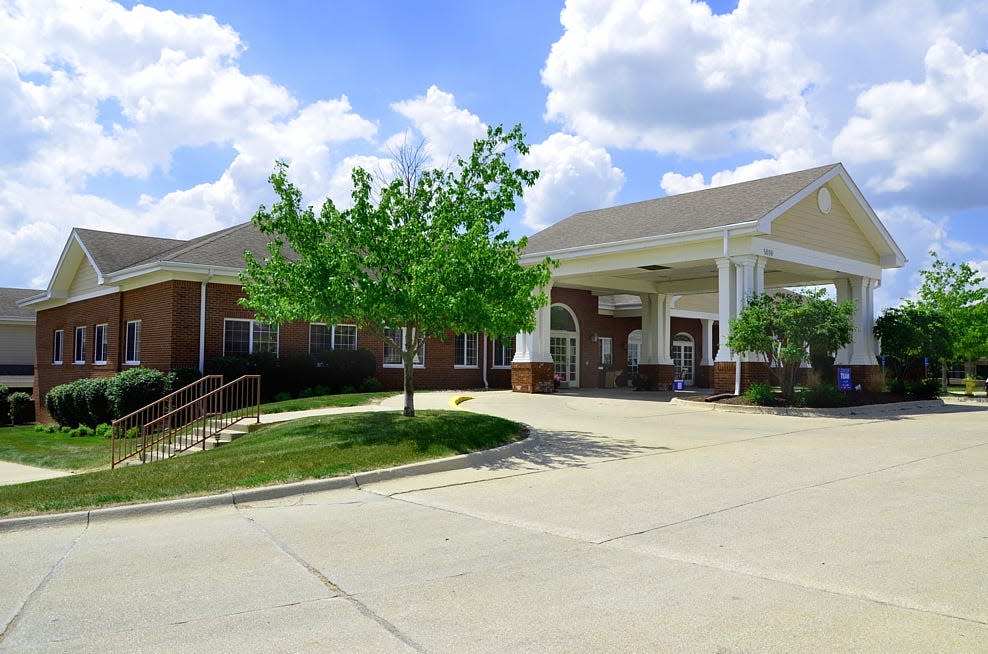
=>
[550,333,578,388]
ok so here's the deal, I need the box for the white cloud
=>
[391,86,487,167]
[0,1,378,289]
[834,38,988,208]
[521,132,624,230]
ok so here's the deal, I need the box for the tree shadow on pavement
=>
[483,428,671,471]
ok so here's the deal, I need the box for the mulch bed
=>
[685,391,914,408]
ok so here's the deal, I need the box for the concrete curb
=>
[669,396,977,417]
[0,428,537,533]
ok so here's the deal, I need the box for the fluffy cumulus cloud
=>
[521,133,625,230]
[0,0,378,288]
[391,86,487,167]
[546,0,988,214]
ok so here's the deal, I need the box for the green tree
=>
[727,290,854,400]
[911,251,988,387]
[241,124,555,417]
[873,305,950,383]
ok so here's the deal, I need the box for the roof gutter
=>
[519,221,760,265]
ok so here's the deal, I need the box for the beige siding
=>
[0,323,35,366]
[67,260,100,297]
[769,188,880,264]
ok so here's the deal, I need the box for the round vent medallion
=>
[817,187,832,214]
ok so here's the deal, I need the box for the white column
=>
[512,283,553,363]
[834,278,852,365]
[715,257,737,362]
[850,277,878,365]
[700,318,714,366]
[639,293,673,365]
[659,295,674,364]
[754,256,767,295]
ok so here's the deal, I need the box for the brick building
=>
[20,163,905,419]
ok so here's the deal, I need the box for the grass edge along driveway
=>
[0,410,521,519]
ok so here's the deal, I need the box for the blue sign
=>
[837,366,852,391]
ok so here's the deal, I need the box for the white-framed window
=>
[493,338,515,368]
[73,326,86,364]
[309,323,358,353]
[599,336,613,367]
[94,323,108,364]
[125,320,141,365]
[383,327,424,367]
[454,333,479,368]
[223,319,279,357]
[53,329,63,364]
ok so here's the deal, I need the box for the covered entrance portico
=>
[511,164,905,395]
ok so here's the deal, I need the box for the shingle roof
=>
[524,164,840,255]
[74,228,186,276]
[0,287,41,319]
[150,222,279,269]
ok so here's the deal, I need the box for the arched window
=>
[549,304,579,387]
[672,332,695,385]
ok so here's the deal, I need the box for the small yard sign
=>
[837,366,852,391]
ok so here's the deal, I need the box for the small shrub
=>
[167,367,202,392]
[905,378,942,399]
[313,384,331,396]
[205,355,249,383]
[744,382,776,406]
[340,385,356,395]
[74,424,95,438]
[298,387,314,398]
[272,391,292,403]
[886,378,906,395]
[95,423,112,439]
[108,367,168,418]
[359,376,383,392]
[34,423,46,432]
[631,373,649,391]
[60,426,72,433]
[125,426,141,439]
[796,383,847,408]
[8,392,34,424]
[0,384,9,426]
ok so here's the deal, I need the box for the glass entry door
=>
[550,334,578,387]
[672,333,695,386]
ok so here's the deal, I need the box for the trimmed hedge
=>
[8,392,34,425]
[0,384,8,426]
[206,348,377,401]
[45,368,170,428]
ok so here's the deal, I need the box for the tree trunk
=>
[403,357,415,417]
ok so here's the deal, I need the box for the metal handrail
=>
[111,375,260,468]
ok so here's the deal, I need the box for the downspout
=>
[198,267,214,374]
[482,333,489,389]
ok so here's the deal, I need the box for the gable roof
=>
[525,164,841,255]
[73,229,187,278]
[0,287,41,320]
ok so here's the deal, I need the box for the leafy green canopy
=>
[727,290,854,400]
[240,124,555,416]
[910,251,988,368]
[873,305,950,382]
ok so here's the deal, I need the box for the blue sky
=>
[2,0,987,312]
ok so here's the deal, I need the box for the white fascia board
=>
[65,286,121,304]
[751,236,883,279]
[831,167,907,267]
[520,222,760,265]
[670,309,719,320]
[72,231,106,284]
[30,231,97,304]
[0,317,36,325]
[755,166,841,234]
[107,262,244,284]
[551,239,733,279]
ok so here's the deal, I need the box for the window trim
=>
[454,332,479,369]
[223,318,280,357]
[94,323,108,365]
[125,320,141,365]
[492,338,515,369]
[383,327,425,368]
[53,329,64,365]
[308,322,358,354]
[73,326,86,364]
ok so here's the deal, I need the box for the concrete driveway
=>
[2,390,986,653]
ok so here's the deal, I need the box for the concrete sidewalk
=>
[0,460,73,486]
[2,392,987,652]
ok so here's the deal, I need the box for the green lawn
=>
[0,425,110,471]
[259,391,395,413]
[0,410,520,518]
